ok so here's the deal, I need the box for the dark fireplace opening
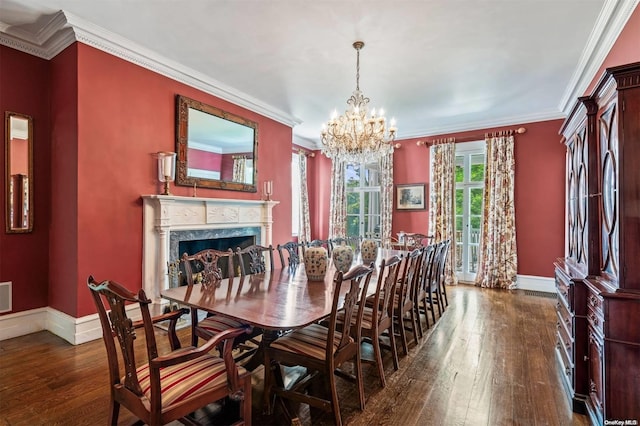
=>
[178,235,255,281]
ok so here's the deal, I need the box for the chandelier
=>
[321,41,397,163]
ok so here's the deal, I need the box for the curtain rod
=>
[416,126,526,147]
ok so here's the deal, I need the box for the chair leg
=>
[388,322,399,371]
[409,308,420,346]
[242,375,252,426]
[414,302,424,340]
[371,331,386,388]
[328,370,343,426]
[108,399,119,426]
[429,294,437,324]
[441,281,449,306]
[190,309,199,347]
[396,313,409,355]
[355,344,365,410]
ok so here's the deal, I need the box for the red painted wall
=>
[68,44,293,317]
[0,45,51,313]
[48,45,79,316]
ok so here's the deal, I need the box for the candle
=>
[163,155,173,179]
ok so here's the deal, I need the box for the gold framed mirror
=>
[5,111,34,233]
[176,95,258,192]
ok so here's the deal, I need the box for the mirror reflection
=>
[176,95,258,192]
[5,112,33,233]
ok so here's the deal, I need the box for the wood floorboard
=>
[0,285,590,426]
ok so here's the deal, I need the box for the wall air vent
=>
[0,282,12,313]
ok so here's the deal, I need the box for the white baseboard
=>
[515,274,556,293]
[0,303,144,345]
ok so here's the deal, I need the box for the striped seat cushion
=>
[135,352,246,408]
[269,323,351,360]
[336,306,374,329]
[198,315,246,334]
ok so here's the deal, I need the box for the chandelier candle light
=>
[321,41,397,163]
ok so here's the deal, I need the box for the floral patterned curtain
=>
[475,133,518,289]
[329,158,347,238]
[379,148,394,248]
[232,155,246,182]
[429,139,458,285]
[298,153,311,243]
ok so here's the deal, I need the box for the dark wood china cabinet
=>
[557,62,640,425]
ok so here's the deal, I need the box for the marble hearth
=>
[142,195,278,303]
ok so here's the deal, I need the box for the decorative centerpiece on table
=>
[361,238,378,265]
[304,246,328,281]
[332,242,354,273]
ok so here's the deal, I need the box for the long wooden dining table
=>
[160,248,407,369]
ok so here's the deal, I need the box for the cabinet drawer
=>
[557,300,573,334]
[555,271,572,310]
[587,290,603,316]
[557,319,573,360]
[556,338,573,381]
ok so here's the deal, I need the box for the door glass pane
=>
[347,192,360,214]
[364,162,379,187]
[470,154,484,182]
[455,156,464,183]
[346,163,360,188]
[346,215,359,236]
[455,243,463,272]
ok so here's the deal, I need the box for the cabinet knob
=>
[584,355,589,361]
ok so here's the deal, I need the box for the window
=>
[454,141,485,282]
[345,161,381,240]
[291,153,300,236]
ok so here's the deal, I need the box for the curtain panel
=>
[298,153,311,243]
[379,149,394,248]
[329,158,347,238]
[232,155,246,182]
[475,134,518,289]
[429,141,458,286]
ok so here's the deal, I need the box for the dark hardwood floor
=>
[0,285,589,426]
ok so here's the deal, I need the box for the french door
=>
[454,142,485,282]
[345,162,381,240]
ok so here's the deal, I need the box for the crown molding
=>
[558,0,639,114]
[0,10,302,128]
[395,109,566,141]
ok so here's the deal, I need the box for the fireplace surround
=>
[142,195,278,303]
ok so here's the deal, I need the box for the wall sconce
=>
[157,152,176,195]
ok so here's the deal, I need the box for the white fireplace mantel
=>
[142,195,279,303]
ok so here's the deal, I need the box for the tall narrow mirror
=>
[5,112,33,233]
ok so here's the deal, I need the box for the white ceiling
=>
[1,0,637,149]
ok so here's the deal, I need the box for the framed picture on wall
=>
[396,183,426,210]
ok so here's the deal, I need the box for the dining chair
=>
[276,241,304,268]
[263,265,374,426]
[236,244,274,276]
[179,249,254,348]
[394,248,423,355]
[87,276,252,426]
[343,255,403,388]
[415,243,439,335]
